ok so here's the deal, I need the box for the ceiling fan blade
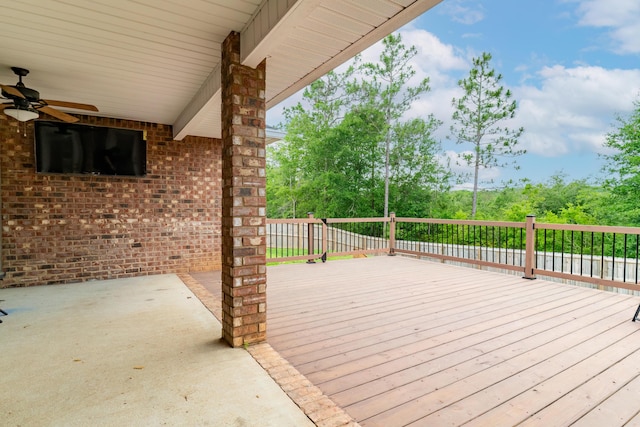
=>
[1,84,26,99]
[42,99,98,112]
[39,106,79,123]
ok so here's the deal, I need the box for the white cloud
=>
[437,0,485,25]
[352,27,469,95]
[574,0,640,54]
[514,65,640,156]
[397,28,468,129]
[400,29,469,85]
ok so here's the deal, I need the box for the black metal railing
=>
[393,218,526,272]
[534,223,640,290]
[266,214,640,291]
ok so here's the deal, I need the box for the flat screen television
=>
[34,121,146,176]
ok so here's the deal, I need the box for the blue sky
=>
[267,0,640,187]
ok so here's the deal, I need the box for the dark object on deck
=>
[633,304,640,322]
[0,307,7,323]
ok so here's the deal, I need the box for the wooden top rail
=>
[267,218,390,225]
[535,222,640,234]
[267,217,640,234]
[325,217,390,224]
[267,218,324,225]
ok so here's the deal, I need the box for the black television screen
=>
[34,121,146,176]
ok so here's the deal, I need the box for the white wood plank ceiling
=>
[0,0,442,140]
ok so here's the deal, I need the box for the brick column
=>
[220,31,267,347]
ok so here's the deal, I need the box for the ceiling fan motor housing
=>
[2,85,40,102]
[3,66,40,101]
[2,66,98,122]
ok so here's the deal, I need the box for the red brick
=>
[0,116,222,288]
[241,312,266,325]
[232,305,257,316]
[232,285,257,297]
[242,294,266,305]
[231,324,258,337]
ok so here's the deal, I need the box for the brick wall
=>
[0,115,222,287]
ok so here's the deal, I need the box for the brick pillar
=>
[220,31,267,347]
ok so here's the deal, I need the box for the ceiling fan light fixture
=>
[4,107,39,122]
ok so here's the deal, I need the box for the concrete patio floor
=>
[0,274,314,426]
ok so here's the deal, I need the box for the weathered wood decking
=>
[194,256,640,426]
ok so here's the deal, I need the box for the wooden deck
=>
[194,256,640,426]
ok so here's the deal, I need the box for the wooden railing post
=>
[389,212,396,256]
[321,218,328,262]
[306,212,315,264]
[524,215,537,279]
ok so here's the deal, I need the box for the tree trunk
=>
[384,134,390,218]
[472,148,480,219]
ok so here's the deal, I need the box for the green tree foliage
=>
[358,33,444,218]
[267,44,627,228]
[496,175,599,224]
[267,67,358,218]
[266,145,299,218]
[267,33,448,220]
[310,107,386,217]
[387,117,448,217]
[601,98,640,225]
[537,174,585,214]
[450,52,525,219]
[432,173,602,225]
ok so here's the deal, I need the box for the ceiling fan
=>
[1,66,98,123]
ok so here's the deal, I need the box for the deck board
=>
[193,256,640,426]
[328,294,626,405]
[571,373,640,426]
[291,288,598,376]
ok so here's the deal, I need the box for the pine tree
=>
[450,52,525,218]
